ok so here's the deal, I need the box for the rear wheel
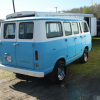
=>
[49,60,66,83]
[80,48,88,63]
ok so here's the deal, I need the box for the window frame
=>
[79,22,82,34]
[45,21,63,39]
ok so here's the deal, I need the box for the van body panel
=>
[1,41,16,66]
[34,38,67,71]
[16,42,34,69]
[66,37,75,59]
[75,35,82,55]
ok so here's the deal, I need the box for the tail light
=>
[35,51,38,60]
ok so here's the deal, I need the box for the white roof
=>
[3,17,84,22]
[6,11,94,19]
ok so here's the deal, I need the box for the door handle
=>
[13,43,19,46]
[75,37,77,39]
[16,43,19,46]
[13,43,16,45]
[5,53,9,55]
[65,39,67,41]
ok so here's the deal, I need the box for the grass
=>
[0,70,15,79]
[67,37,100,78]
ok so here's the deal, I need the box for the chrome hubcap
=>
[84,52,87,62]
[57,66,65,80]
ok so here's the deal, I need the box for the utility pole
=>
[12,0,15,13]
[54,7,57,12]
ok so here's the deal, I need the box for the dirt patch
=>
[0,69,100,100]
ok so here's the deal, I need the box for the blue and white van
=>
[0,17,92,82]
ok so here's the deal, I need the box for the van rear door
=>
[1,22,17,66]
[16,21,34,69]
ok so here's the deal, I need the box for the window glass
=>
[81,22,89,33]
[72,22,79,34]
[64,22,72,36]
[79,23,82,33]
[19,22,33,39]
[4,23,15,39]
[46,22,63,38]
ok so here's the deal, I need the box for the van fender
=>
[51,56,66,72]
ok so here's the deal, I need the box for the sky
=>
[0,0,100,19]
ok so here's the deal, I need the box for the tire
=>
[80,48,88,63]
[49,60,66,83]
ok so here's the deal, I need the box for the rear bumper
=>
[0,64,44,78]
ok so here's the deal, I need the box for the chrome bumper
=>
[0,64,44,78]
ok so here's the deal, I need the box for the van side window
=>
[81,22,89,33]
[4,23,15,39]
[19,22,33,39]
[46,22,63,38]
[72,22,79,34]
[63,22,72,36]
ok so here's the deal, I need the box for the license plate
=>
[5,56,11,62]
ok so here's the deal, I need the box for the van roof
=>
[3,17,85,23]
[6,11,94,19]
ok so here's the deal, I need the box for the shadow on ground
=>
[9,73,84,100]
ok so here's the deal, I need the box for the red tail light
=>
[35,51,38,60]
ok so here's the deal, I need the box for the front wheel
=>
[49,60,66,83]
[80,48,88,63]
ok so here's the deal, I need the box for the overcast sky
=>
[0,0,100,19]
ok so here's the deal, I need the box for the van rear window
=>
[46,22,63,38]
[4,23,15,39]
[19,22,33,39]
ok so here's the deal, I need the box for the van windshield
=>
[4,23,15,39]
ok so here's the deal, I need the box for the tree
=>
[83,8,91,14]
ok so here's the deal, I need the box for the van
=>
[0,17,92,82]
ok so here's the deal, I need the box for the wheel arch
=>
[53,57,66,71]
[85,46,88,51]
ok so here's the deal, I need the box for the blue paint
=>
[1,41,16,66]
[16,42,34,69]
[0,17,92,77]
[0,36,91,75]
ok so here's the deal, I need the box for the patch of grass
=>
[0,70,15,79]
[67,37,100,78]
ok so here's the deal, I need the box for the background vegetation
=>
[60,4,100,20]
[67,37,100,78]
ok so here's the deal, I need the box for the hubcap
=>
[57,66,65,80]
[84,52,87,62]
